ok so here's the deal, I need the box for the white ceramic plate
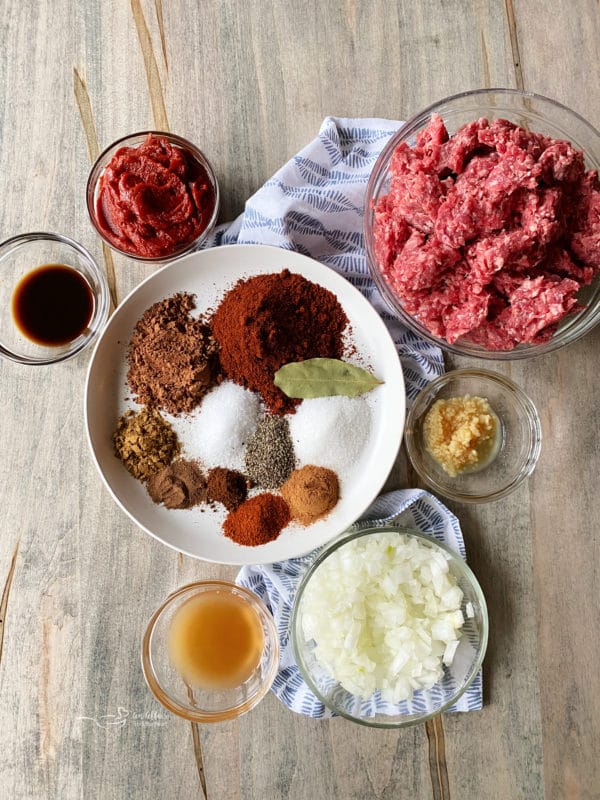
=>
[85,244,405,565]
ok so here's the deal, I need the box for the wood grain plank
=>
[130,0,170,132]
[440,481,544,799]
[506,3,600,797]
[72,66,119,311]
[426,716,450,800]
[0,540,19,666]
[504,0,525,90]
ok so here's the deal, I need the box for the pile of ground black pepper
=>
[127,292,221,415]
[244,416,295,489]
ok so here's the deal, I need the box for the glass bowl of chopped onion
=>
[291,527,488,728]
[364,88,600,359]
[405,368,542,503]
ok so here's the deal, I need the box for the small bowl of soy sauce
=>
[0,232,110,365]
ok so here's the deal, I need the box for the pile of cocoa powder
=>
[127,292,220,415]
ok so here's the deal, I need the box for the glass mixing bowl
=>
[0,232,109,365]
[292,527,488,728]
[87,131,219,262]
[405,368,541,503]
[364,88,600,359]
[142,581,279,723]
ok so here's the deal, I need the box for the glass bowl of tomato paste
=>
[365,88,600,359]
[87,131,219,262]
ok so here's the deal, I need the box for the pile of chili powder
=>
[210,269,348,414]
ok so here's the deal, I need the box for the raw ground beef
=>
[373,115,600,349]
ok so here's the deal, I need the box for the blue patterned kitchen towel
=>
[236,489,483,718]
[203,117,444,402]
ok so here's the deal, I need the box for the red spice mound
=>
[210,270,348,414]
[223,494,291,546]
[373,115,600,350]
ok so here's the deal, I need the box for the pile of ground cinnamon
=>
[127,292,220,415]
[281,465,340,525]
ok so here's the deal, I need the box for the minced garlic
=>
[423,395,500,477]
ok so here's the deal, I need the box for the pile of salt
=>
[188,381,261,472]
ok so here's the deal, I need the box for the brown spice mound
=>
[281,465,340,525]
[147,459,207,509]
[210,270,348,414]
[223,494,291,546]
[127,292,220,415]
[113,407,180,481]
[206,467,248,511]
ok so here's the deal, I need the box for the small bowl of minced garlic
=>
[404,368,541,503]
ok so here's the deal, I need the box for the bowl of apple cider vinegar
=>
[142,581,279,722]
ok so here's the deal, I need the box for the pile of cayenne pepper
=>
[210,269,348,545]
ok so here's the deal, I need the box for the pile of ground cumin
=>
[113,407,180,481]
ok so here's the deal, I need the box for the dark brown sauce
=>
[12,263,94,346]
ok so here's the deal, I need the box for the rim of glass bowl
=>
[0,231,110,365]
[405,368,542,503]
[86,130,220,263]
[291,526,489,728]
[141,580,279,723]
[364,87,600,359]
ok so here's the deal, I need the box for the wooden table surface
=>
[1,2,599,798]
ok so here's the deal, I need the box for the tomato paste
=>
[95,134,216,259]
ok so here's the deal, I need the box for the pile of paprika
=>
[223,494,291,546]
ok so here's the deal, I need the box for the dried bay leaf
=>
[274,358,383,398]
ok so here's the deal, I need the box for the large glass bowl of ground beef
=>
[365,89,600,359]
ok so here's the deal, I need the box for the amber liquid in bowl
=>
[168,589,265,689]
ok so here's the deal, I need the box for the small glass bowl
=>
[291,526,488,728]
[405,368,541,503]
[0,232,109,365]
[87,131,220,263]
[364,88,600,359]
[141,581,279,723]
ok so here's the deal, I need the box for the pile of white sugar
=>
[289,396,372,477]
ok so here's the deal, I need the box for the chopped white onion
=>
[301,532,465,702]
